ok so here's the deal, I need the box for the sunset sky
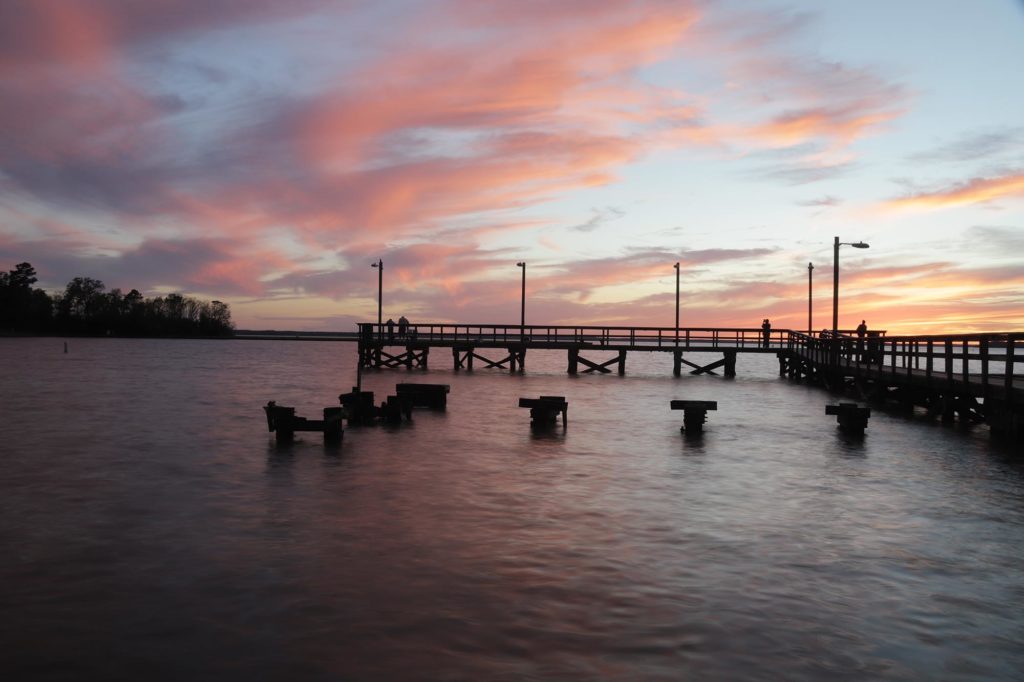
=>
[1,0,1022,333]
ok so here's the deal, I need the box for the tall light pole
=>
[807,262,814,335]
[371,259,382,329]
[516,261,526,337]
[674,262,680,345]
[832,237,869,336]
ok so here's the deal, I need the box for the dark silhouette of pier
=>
[357,322,1024,441]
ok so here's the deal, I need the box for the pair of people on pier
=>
[385,315,411,343]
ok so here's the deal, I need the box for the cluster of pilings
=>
[265,383,450,443]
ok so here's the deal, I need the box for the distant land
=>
[235,330,359,341]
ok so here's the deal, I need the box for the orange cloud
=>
[884,172,1024,211]
[754,107,898,147]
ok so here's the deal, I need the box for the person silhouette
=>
[856,320,867,361]
[386,317,395,343]
[398,315,409,339]
[761,318,771,348]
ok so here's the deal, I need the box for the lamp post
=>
[832,237,869,336]
[807,262,813,335]
[516,261,526,337]
[674,262,680,345]
[371,259,382,332]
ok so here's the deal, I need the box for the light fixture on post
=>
[832,237,869,337]
[674,262,680,345]
[807,262,814,335]
[370,259,383,334]
[516,261,526,339]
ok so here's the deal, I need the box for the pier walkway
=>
[358,322,801,376]
[357,322,1023,440]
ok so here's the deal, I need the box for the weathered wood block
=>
[519,396,568,426]
[826,402,871,432]
[396,383,450,409]
[339,388,379,425]
[670,400,718,433]
[264,401,344,443]
[380,395,412,424]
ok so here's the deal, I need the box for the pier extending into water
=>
[357,322,1023,441]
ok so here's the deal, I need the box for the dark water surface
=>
[2,337,1023,681]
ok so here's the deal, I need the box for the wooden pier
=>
[357,322,1023,443]
[358,323,783,377]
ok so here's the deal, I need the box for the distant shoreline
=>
[234,330,359,341]
[0,330,358,341]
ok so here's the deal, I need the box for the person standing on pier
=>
[761,318,771,348]
[398,315,409,339]
[386,318,395,343]
[856,320,867,361]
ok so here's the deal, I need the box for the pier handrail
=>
[358,322,815,349]
[786,330,1022,401]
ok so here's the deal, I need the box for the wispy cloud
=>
[568,206,626,232]
[908,127,1023,164]
[883,170,1024,211]
[796,195,842,207]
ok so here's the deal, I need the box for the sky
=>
[1,0,1022,334]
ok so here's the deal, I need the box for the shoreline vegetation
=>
[0,261,234,338]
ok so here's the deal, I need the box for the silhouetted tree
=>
[1,262,233,337]
[0,262,53,330]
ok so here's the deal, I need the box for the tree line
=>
[0,262,234,337]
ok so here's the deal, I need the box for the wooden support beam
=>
[450,345,475,370]
[673,349,681,377]
[724,350,736,377]
[617,350,626,375]
[568,348,578,375]
[686,356,722,375]
[508,346,526,372]
[577,353,617,373]
[465,348,524,371]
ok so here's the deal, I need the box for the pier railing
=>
[360,322,792,349]
[787,331,1023,399]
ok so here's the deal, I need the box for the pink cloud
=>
[883,171,1024,211]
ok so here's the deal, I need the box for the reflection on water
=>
[1,337,1023,681]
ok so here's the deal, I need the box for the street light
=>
[370,259,382,330]
[807,262,814,335]
[674,262,680,345]
[832,237,869,336]
[516,261,526,337]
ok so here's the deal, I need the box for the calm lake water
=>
[1,337,1023,681]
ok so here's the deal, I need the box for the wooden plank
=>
[670,400,718,410]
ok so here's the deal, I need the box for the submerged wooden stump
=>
[670,399,718,433]
[380,395,413,424]
[339,388,380,425]
[396,383,450,409]
[518,396,568,426]
[264,401,343,443]
[826,402,871,433]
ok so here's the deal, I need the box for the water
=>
[1,337,1023,681]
